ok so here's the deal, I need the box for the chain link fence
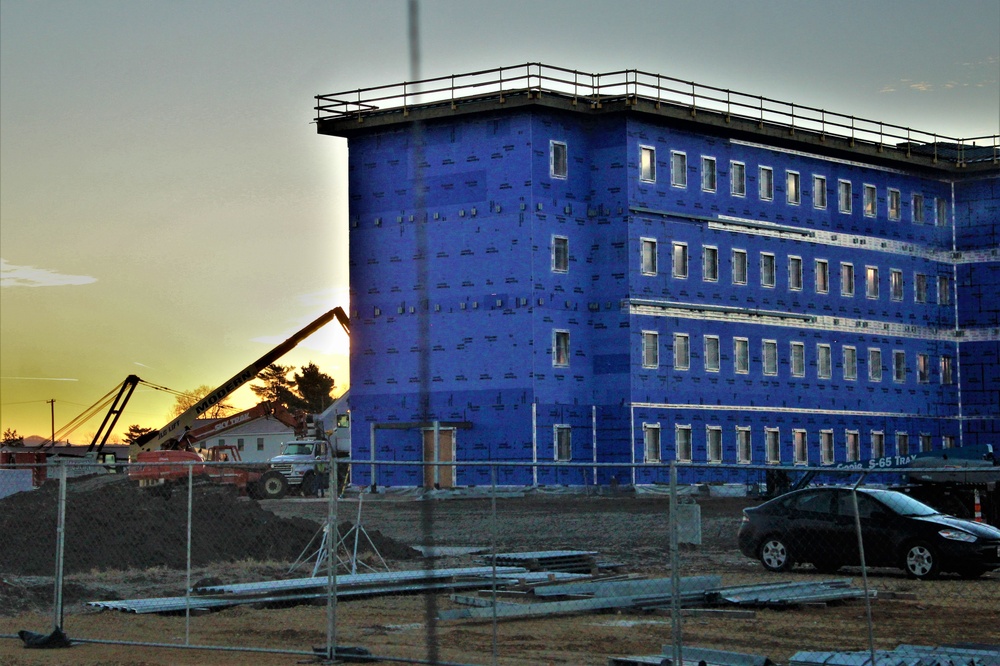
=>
[1,457,998,664]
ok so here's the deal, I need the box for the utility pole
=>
[46,399,55,446]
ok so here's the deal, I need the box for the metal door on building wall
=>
[422,428,455,489]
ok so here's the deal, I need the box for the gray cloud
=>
[0,259,97,288]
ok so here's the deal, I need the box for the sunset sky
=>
[2,0,998,443]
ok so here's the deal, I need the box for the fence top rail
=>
[314,63,999,166]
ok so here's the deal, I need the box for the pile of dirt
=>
[0,474,324,576]
[335,521,422,561]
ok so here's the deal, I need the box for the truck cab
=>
[268,439,330,495]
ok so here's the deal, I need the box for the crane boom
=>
[134,307,345,454]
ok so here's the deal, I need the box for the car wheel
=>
[759,536,794,572]
[902,541,941,580]
[257,470,288,500]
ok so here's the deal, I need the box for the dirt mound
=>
[0,474,322,576]
[336,521,421,561]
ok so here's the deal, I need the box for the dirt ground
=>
[1,478,998,665]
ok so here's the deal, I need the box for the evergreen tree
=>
[293,363,336,413]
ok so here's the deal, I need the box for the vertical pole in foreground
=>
[669,462,682,666]
[850,473,877,666]
[326,456,339,661]
[185,463,193,645]
[53,461,67,631]
[490,464,499,666]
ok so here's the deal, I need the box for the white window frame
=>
[642,331,659,369]
[841,262,855,297]
[888,188,901,220]
[641,237,658,276]
[731,161,746,197]
[938,275,951,305]
[912,192,925,224]
[893,350,906,383]
[818,344,832,379]
[643,423,661,463]
[763,340,778,376]
[820,430,834,464]
[670,151,687,188]
[915,273,928,303]
[737,426,752,464]
[791,341,805,377]
[550,140,567,179]
[896,432,910,457]
[863,184,877,217]
[935,197,947,227]
[866,266,879,299]
[815,259,829,294]
[786,171,800,205]
[844,346,857,381]
[890,268,903,301]
[734,337,749,374]
[766,428,781,464]
[703,246,719,282]
[846,430,860,462]
[812,174,827,209]
[917,353,930,383]
[639,145,656,182]
[871,431,885,459]
[759,166,774,201]
[554,424,572,461]
[672,242,688,279]
[761,253,776,288]
[675,425,692,462]
[941,355,953,385]
[673,333,690,371]
[552,235,569,273]
[838,179,852,214]
[732,249,748,285]
[868,348,882,382]
[701,156,717,192]
[788,256,803,291]
[553,329,570,368]
[920,433,933,453]
[793,429,808,465]
[704,335,720,373]
[943,435,955,449]
[707,426,723,463]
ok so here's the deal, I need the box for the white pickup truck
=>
[262,440,331,499]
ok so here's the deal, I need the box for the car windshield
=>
[868,490,939,517]
[283,443,314,455]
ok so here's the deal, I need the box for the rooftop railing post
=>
[690,80,697,116]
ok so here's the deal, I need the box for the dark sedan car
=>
[738,487,1000,579]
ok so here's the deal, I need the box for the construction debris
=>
[789,643,1000,666]
[609,645,774,666]
[479,549,602,574]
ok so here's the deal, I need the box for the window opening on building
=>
[815,259,830,294]
[759,166,774,201]
[793,429,808,464]
[820,430,834,464]
[553,330,570,367]
[787,171,800,205]
[791,341,805,377]
[705,335,720,372]
[890,269,903,301]
[912,193,924,224]
[763,340,778,376]
[943,435,955,449]
[938,275,951,305]
[844,346,857,381]
[552,235,569,273]
[550,140,567,179]
[766,428,781,463]
[863,184,877,217]
[935,197,947,226]
[734,338,749,374]
[788,256,803,291]
[554,425,572,461]
[676,425,692,462]
[838,180,852,213]
[732,249,748,285]
[917,353,930,383]
[640,145,656,182]
[871,431,885,459]
[641,238,658,275]
[642,331,659,369]
[869,348,882,382]
[703,246,719,281]
[737,427,752,463]
[674,333,690,370]
[671,151,687,188]
[643,423,661,463]
[893,350,906,382]
[257,437,264,451]
[846,431,860,462]
[818,344,832,379]
[707,426,723,463]
[888,188,901,220]
[701,156,717,192]
[896,432,909,456]
[672,242,688,278]
[731,161,746,197]
[761,253,776,288]
[813,174,827,209]
[866,266,879,299]
[915,273,928,303]
[237,438,245,451]
[840,262,855,297]
[941,355,953,385]
[920,433,932,453]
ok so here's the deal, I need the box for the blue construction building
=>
[315,65,999,489]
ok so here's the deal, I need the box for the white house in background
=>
[189,402,299,463]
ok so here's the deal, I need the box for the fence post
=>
[669,462,683,666]
[490,464,499,666]
[185,462,193,645]
[52,461,67,632]
[325,456,339,661]
[850,473,877,665]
